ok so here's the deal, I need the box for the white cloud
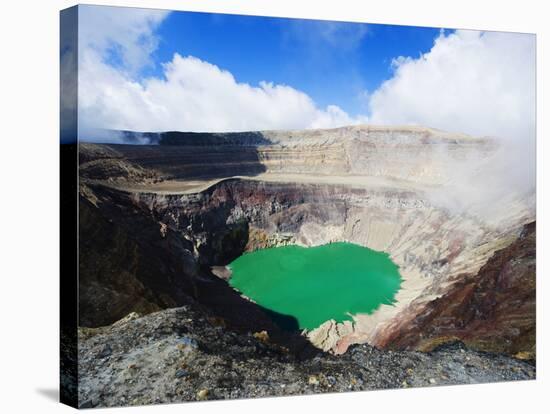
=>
[367,29,536,219]
[78,5,169,74]
[78,53,365,137]
[369,29,535,143]
[78,9,535,144]
[77,6,365,139]
[284,20,369,52]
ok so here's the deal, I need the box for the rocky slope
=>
[375,221,536,359]
[78,125,535,360]
[77,305,535,408]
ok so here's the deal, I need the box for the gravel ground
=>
[78,306,535,408]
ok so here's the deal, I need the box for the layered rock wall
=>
[93,126,494,183]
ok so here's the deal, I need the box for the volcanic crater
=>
[78,125,535,358]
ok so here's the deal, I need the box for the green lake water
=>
[228,242,402,331]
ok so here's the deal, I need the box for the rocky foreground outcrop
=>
[77,125,535,360]
[78,306,534,408]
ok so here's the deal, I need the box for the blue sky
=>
[140,11,441,117]
[77,4,534,142]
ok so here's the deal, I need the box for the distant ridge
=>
[98,124,485,146]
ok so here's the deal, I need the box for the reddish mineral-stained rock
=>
[375,222,535,359]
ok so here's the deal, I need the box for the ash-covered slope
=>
[78,125,535,359]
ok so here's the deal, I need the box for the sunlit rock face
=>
[78,125,535,356]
